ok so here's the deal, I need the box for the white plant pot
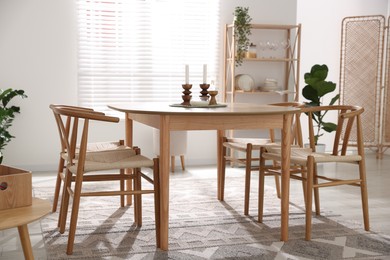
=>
[304,143,326,153]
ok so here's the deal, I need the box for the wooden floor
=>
[0,151,389,259]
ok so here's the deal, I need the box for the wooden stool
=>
[171,155,185,173]
[153,130,187,173]
[0,198,51,260]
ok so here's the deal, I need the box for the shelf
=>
[222,23,301,104]
[227,23,300,30]
[227,90,296,95]
[227,58,298,62]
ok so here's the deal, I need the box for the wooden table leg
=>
[280,113,293,242]
[159,115,170,250]
[217,129,224,200]
[17,225,34,260]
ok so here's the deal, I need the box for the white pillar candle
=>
[185,64,189,84]
[203,64,207,84]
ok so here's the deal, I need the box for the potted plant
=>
[0,88,27,164]
[302,64,339,146]
[233,6,252,66]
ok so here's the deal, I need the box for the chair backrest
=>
[301,105,364,155]
[269,102,304,147]
[49,104,119,166]
[50,105,96,155]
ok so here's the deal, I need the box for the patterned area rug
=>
[33,173,390,260]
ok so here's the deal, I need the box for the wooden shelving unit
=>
[222,23,301,104]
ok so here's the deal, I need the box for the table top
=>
[0,198,51,230]
[108,102,299,116]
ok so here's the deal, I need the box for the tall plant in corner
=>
[0,88,27,164]
[233,6,252,66]
[302,64,339,145]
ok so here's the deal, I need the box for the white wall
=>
[0,0,297,171]
[0,0,78,170]
[297,0,388,84]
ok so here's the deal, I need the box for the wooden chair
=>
[220,102,304,215]
[50,104,160,255]
[51,105,127,213]
[259,105,369,240]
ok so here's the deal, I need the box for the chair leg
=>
[52,157,65,212]
[133,168,142,227]
[66,172,85,255]
[120,168,125,207]
[313,164,320,215]
[359,160,370,231]
[119,140,125,207]
[126,147,140,207]
[305,157,314,240]
[300,166,308,208]
[272,161,281,199]
[171,156,175,172]
[273,175,281,199]
[118,139,131,207]
[180,155,185,171]
[220,137,227,201]
[258,147,266,223]
[152,158,161,248]
[58,169,72,231]
[244,143,252,216]
[126,170,133,206]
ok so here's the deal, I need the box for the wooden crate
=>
[0,165,32,210]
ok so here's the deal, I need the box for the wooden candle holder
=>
[208,90,218,105]
[181,84,192,106]
[199,83,210,101]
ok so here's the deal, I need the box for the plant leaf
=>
[304,64,328,85]
[0,88,27,161]
[322,122,337,133]
[310,64,328,81]
[302,85,320,104]
[315,81,336,97]
[329,94,340,105]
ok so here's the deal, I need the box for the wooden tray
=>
[170,101,227,108]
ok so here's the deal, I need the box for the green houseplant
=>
[0,88,27,164]
[233,6,252,66]
[302,64,339,145]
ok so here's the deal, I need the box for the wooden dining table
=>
[108,102,299,251]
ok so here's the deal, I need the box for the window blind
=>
[77,0,220,115]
